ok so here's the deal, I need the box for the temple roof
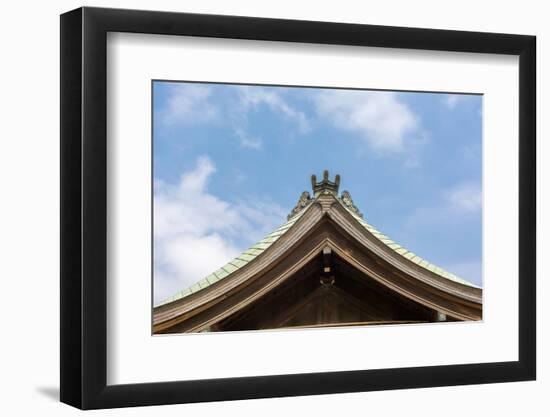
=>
[156,171,480,307]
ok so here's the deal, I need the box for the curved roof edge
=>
[155,204,311,307]
[156,189,480,307]
[335,197,481,289]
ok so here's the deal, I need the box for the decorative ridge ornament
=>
[289,171,364,220]
[340,190,364,218]
[287,191,312,220]
[311,170,340,197]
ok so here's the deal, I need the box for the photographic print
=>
[152,81,483,334]
[61,9,536,407]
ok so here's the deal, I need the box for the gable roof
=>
[156,175,479,307]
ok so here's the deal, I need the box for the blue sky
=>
[153,81,482,304]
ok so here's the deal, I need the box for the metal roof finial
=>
[312,170,340,197]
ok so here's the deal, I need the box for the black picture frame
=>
[60,6,536,410]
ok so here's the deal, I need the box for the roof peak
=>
[157,172,479,307]
[287,171,364,220]
[311,170,340,197]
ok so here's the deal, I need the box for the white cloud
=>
[159,83,311,150]
[154,156,286,304]
[232,126,263,150]
[160,84,219,125]
[443,94,481,110]
[446,182,482,212]
[236,86,311,134]
[227,86,312,149]
[313,90,419,152]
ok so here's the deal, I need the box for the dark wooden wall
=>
[217,253,437,331]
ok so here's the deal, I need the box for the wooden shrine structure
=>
[153,171,482,333]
